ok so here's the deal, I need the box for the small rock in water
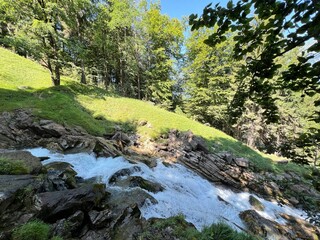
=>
[249,195,265,211]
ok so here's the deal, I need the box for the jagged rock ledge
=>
[0,110,319,239]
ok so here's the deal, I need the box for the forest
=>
[0,0,319,166]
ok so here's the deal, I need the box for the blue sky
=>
[160,0,230,20]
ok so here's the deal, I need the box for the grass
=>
[12,220,50,240]
[0,157,29,175]
[139,215,257,240]
[0,46,307,173]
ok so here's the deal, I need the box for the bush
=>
[0,157,29,175]
[12,220,50,240]
[200,222,256,240]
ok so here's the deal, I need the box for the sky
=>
[160,0,230,20]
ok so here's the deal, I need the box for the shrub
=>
[12,220,50,240]
[200,222,256,240]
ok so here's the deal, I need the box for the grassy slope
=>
[0,47,306,173]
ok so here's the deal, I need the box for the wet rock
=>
[44,162,77,190]
[249,195,265,211]
[240,210,320,240]
[0,151,42,174]
[128,176,164,193]
[108,188,157,212]
[109,166,142,183]
[240,210,285,239]
[34,184,106,222]
[113,176,164,193]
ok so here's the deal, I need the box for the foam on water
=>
[28,147,307,230]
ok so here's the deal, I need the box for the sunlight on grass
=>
[0,47,293,172]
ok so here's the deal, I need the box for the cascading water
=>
[27,148,307,231]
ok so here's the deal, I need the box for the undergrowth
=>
[0,157,29,175]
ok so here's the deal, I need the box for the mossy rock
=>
[129,176,164,193]
[249,195,265,211]
[0,151,42,175]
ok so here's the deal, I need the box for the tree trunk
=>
[80,61,86,84]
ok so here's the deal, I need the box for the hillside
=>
[0,47,304,173]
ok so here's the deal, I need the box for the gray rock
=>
[52,210,84,238]
[34,184,106,222]
[234,157,249,168]
[44,161,77,190]
[0,175,35,213]
[88,209,113,228]
[109,166,142,183]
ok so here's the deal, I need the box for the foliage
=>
[139,215,256,240]
[200,222,256,240]
[190,0,319,122]
[0,157,29,175]
[184,27,238,131]
[12,220,50,240]
[0,46,288,172]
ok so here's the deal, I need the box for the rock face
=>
[153,130,255,191]
[34,184,106,222]
[0,175,35,213]
[0,110,121,158]
[240,210,320,240]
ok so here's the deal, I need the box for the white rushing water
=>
[28,147,307,230]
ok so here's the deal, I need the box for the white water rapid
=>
[27,148,307,231]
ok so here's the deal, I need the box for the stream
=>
[27,147,307,231]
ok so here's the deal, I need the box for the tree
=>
[142,5,183,110]
[189,0,320,122]
[1,0,77,86]
[184,27,238,131]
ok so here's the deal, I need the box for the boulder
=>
[109,166,142,183]
[0,151,42,174]
[249,195,265,211]
[51,210,84,238]
[239,210,286,239]
[107,188,157,212]
[112,176,164,193]
[240,210,320,240]
[34,184,106,222]
[44,162,77,190]
[0,175,35,213]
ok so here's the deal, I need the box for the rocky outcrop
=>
[44,162,78,190]
[240,210,320,240]
[34,184,106,222]
[0,110,122,158]
[152,130,259,192]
